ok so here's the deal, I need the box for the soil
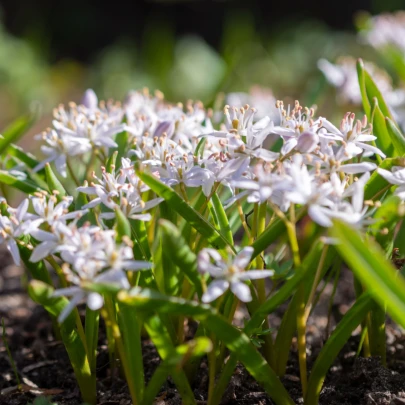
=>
[1,250,405,405]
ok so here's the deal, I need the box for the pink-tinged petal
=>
[87,292,104,310]
[202,280,229,303]
[7,239,20,266]
[238,270,274,280]
[234,247,254,270]
[230,281,252,302]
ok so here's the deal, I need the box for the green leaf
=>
[135,163,234,251]
[114,206,132,242]
[211,193,234,245]
[370,99,393,156]
[45,163,67,199]
[305,292,375,405]
[143,314,197,405]
[330,220,405,329]
[194,137,207,158]
[0,170,44,194]
[117,300,144,403]
[357,59,371,117]
[106,150,118,173]
[386,117,405,156]
[0,114,35,156]
[250,208,306,261]
[28,281,95,405]
[142,337,212,405]
[246,240,325,335]
[364,69,394,120]
[371,195,405,255]
[159,219,203,298]
[118,289,295,405]
[6,143,42,171]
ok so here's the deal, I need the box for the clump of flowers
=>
[1,59,405,405]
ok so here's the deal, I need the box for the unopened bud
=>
[81,89,98,110]
[296,131,319,153]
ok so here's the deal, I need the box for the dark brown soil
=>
[1,252,405,405]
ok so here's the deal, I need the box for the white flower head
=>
[198,247,273,303]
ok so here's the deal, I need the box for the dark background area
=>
[0,0,398,63]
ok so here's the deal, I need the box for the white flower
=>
[27,194,87,230]
[34,129,91,177]
[49,226,152,322]
[377,166,405,199]
[198,247,273,303]
[0,199,31,265]
[322,112,385,158]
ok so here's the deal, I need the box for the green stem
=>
[304,245,329,321]
[66,157,81,187]
[285,205,307,397]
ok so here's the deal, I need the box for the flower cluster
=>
[0,88,390,319]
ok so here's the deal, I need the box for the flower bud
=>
[296,131,319,153]
[81,89,98,110]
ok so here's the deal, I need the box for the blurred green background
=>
[0,0,404,134]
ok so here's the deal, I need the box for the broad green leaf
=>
[370,99,393,156]
[305,292,375,405]
[357,59,371,117]
[159,219,203,298]
[364,69,394,120]
[135,163,234,251]
[211,193,234,245]
[6,143,42,171]
[45,163,67,199]
[0,114,35,156]
[371,195,404,255]
[330,220,405,329]
[386,117,405,156]
[114,206,132,242]
[118,289,295,405]
[117,300,144,403]
[0,170,44,194]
